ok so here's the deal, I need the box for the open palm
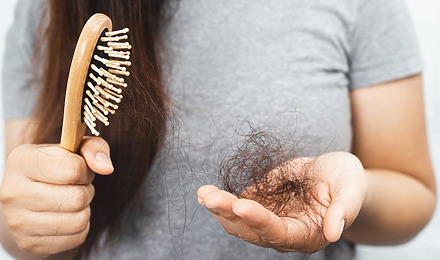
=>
[197,152,367,253]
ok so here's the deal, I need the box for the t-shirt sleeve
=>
[1,0,43,119]
[348,0,422,89]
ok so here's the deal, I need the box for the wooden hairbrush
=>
[60,14,132,152]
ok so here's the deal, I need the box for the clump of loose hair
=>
[219,124,319,217]
[218,124,331,254]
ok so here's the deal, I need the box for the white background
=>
[0,0,439,259]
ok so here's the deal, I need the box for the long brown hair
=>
[31,0,322,257]
[32,0,172,256]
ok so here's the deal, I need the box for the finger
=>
[79,137,114,175]
[211,213,268,247]
[322,196,346,242]
[202,188,239,219]
[18,183,94,213]
[8,145,94,185]
[15,223,89,255]
[323,187,362,242]
[201,189,266,246]
[197,185,220,205]
[233,199,301,248]
[5,207,91,237]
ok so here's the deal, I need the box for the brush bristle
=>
[83,28,131,136]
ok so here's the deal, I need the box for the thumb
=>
[79,137,114,175]
[322,196,347,243]
[322,187,363,243]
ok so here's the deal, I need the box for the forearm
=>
[343,168,436,245]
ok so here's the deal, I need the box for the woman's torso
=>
[89,1,355,259]
[5,0,421,259]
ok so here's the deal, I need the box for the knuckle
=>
[88,184,96,198]
[71,186,90,211]
[6,145,32,170]
[6,216,23,231]
[8,144,30,159]
[64,157,87,183]
[223,214,239,222]
[24,237,56,255]
[74,208,91,232]
[264,237,285,248]
[238,234,260,244]
[0,189,13,204]
[15,239,28,252]
[78,223,90,244]
[15,237,35,253]
[83,184,95,204]
[6,151,18,168]
[69,221,90,248]
[225,229,238,237]
[73,187,88,207]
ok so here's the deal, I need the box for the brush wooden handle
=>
[60,14,112,152]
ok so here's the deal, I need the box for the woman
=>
[0,0,436,259]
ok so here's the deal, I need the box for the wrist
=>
[359,169,373,213]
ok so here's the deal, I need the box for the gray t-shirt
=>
[2,0,422,259]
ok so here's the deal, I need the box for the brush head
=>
[60,14,131,152]
[83,28,132,136]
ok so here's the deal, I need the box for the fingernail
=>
[339,220,345,237]
[96,152,113,168]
